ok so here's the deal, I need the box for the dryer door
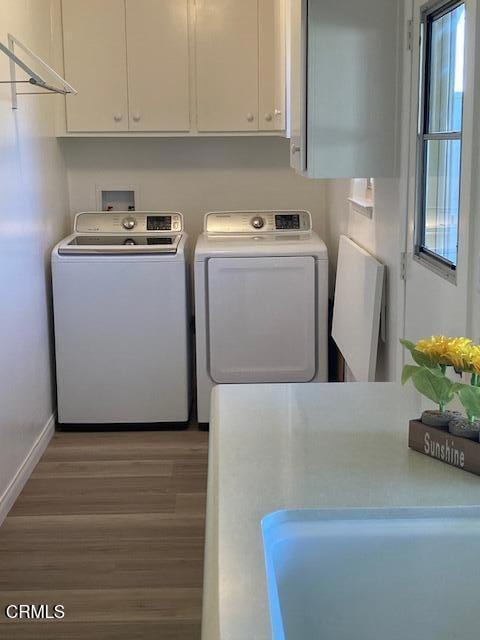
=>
[207,256,316,383]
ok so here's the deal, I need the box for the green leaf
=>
[456,384,480,420]
[400,339,416,352]
[410,368,455,406]
[401,364,421,386]
[399,338,440,369]
[410,349,440,369]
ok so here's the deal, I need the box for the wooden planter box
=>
[409,419,480,477]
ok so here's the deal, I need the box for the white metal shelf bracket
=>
[0,33,77,110]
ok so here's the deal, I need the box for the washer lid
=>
[58,234,181,255]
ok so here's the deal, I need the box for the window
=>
[416,0,465,277]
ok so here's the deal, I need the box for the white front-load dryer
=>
[194,210,328,424]
[52,211,191,425]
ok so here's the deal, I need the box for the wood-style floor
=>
[0,425,209,639]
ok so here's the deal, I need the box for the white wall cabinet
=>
[125,0,190,132]
[195,0,259,132]
[195,0,285,132]
[62,0,286,135]
[62,0,191,133]
[286,0,305,171]
[259,0,286,131]
[63,0,129,132]
[286,0,401,178]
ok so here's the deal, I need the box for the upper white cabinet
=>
[125,0,190,132]
[61,0,286,135]
[196,0,259,132]
[286,0,305,172]
[259,0,286,131]
[63,0,129,132]
[287,0,401,178]
[62,0,190,133]
[195,0,285,132]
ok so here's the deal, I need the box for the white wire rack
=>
[0,33,77,109]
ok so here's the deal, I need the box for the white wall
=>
[63,137,327,245]
[0,0,69,521]
[325,179,402,382]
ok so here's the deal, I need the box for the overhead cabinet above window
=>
[286,0,402,178]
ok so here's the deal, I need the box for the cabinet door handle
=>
[132,112,141,123]
[246,113,255,122]
[291,144,301,155]
[113,113,123,122]
[274,109,282,117]
[265,113,273,122]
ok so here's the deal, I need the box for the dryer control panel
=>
[205,211,312,234]
[75,212,183,234]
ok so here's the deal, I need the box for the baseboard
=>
[0,413,55,526]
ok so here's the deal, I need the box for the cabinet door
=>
[196,0,259,131]
[306,0,400,178]
[62,0,128,132]
[286,0,307,170]
[126,0,190,131]
[259,0,286,131]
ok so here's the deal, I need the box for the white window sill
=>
[348,196,374,218]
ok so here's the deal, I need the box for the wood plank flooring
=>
[0,426,209,639]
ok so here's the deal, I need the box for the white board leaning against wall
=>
[332,235,385,382]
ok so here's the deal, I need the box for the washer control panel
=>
[205,211,311,234]
[75,212,183,234]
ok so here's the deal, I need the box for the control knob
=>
[122,216,136,230]
[251,216,265,230]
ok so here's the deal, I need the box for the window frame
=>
[414,0,466,283]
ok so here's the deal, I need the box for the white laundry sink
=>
[262,507,480,640]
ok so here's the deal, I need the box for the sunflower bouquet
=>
[401,336,480,440]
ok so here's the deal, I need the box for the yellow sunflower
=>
[467,345,480,375]
[415,336,472,369]
[443,337,474,370]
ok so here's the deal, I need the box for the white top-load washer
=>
[194,210,328,424]
[52,211,190,425]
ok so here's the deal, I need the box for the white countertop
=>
[201,383,480,640]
